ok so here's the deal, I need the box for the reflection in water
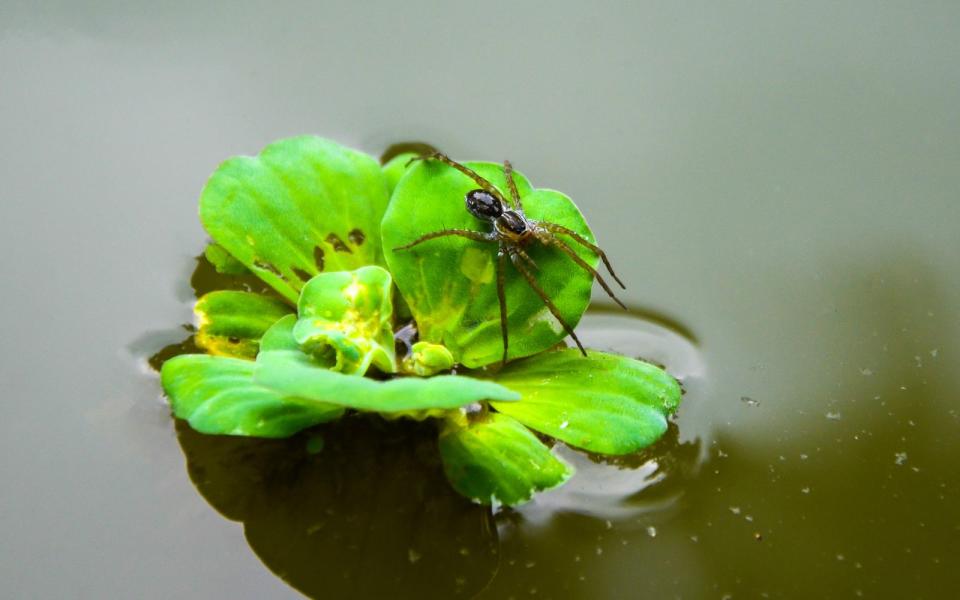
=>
[147,253,708,598]
[176,417,499,599]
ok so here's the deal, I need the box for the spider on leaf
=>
[395,152,626,366]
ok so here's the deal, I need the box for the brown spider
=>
[395,152,626,365]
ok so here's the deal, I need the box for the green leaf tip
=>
[294,266,396,375]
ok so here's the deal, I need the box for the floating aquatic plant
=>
[159,136,682,505]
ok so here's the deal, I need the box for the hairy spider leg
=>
[394,228,495,251]
[496,247,509,366]
[502,160,524,213]
[537,230,627,309]
[508,250,588,356]
[538,222,625,289]
[512,245,538,271]
[409,152,509,206]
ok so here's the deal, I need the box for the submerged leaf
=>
[160,354,344,438]
[254,350,519,413]
[487,349,682,455]
[438,412,572,505]
[294,266,395,375]
[200,136,389,303]
[195,291,292,359]
[382,160,597,368]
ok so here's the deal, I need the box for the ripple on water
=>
[514,305,709,524]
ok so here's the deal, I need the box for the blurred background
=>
[1,2,958,598]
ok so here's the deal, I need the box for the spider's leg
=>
[394,229,495,251]
[496,245,509,366]
[539,231,627,310]
[412,152,509,204]
[514,245,539,271]
[538,222,625,289]
[509,250,587,357]
[503,160,524,213]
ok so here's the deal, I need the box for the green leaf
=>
[438,412,572,505]
[160,354,344,438]
[203,242,249,275]
[401,341,456,377]
[487,349,682,455]
[200,136,389,304]
[254,350,519,413]
[258,314,303,353]
[294,266,395,375]
[382,160,597,368]
[194,291,293,359]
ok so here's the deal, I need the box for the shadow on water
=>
[175,417,500,599]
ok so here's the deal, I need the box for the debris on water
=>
[690,535,699,543]
[729,506,741,515]
[559,420,569,430]
[741,396,759,407]
[799,453,809,460]
[605,520,612,529]
[860,368,873,376]
[753,532,763,541]
[826,411,842,421]
[646,526,657,538]
[801,487,811,494]
[895,452,908,466]
[407,548,421,564]
[930,348,939,358]
[595,546,603,556]
[837,554,845,561]
[745,515,754,522]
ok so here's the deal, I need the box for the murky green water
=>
[2,3,958,598]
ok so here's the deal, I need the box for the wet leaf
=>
[200,136,389,303]
[294,266,395,375]
[194,291,293,359]
[254,350,519,413]
[438,412,572,505]
[382,160,597,368]
[487,349,682,455]
[160,354,344,438]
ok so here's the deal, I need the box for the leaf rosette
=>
[158,136,683,506]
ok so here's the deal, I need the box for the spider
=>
[395,152,626,366]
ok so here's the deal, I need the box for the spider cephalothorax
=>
[396,152,626,366]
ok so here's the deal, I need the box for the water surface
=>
[2,2,958,598]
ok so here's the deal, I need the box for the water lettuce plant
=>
[159,136,682,506]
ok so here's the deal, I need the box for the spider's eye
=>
[465,189,502,220]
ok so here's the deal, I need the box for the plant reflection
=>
[175,416,500,599]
